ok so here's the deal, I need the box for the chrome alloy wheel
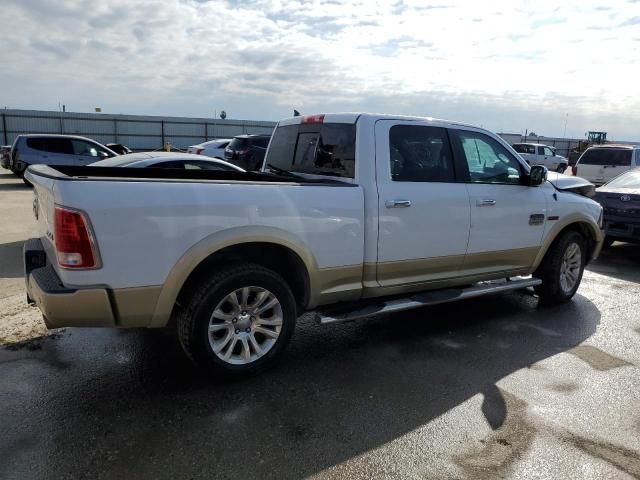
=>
[208,286,283,365]
[559,242,582,294]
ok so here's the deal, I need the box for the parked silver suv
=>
[10,134,117,175]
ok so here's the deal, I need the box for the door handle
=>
[385,199,412,208]
[476,199,496,207]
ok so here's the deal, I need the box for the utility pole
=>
[563,113,568,138]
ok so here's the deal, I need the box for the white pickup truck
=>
[512,143,569,173]
[24,113,604,375]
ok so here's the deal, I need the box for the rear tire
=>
[534,231,586,304]
[176,263,297,376]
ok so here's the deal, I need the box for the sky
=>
[1,0,639,139]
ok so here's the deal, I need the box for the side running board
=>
[315,277,542,325]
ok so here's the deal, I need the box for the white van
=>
[573,145,640,186]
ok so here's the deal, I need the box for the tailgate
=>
[24,167,58,261]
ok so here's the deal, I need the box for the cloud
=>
[0,0,639,139]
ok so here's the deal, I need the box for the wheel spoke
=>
[212,308,235,322]
[226,291,240,309]
[255,296,278,315]
[250,290,269,309]
[209,323,231,333]
[256,317,283,327]
[212,331,233,353]
[240,287,249,309]
[254,326,279,338]
[240,336,251,361]
[249,333,263,356]
[222,337,238,360]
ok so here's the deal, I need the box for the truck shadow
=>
[0,292,600,479]
[0,241,26,279]
[587,243,640,283]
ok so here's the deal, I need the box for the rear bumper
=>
[24,238,161,328]
[25,239,116,328]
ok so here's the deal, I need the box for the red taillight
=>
[196,148,204,155]
[572,165,577,176]
[302,114,325,124]
[54,207,98,269]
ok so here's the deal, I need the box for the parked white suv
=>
[10,134,117,175]
[512,143,569,173]
[573,145,640,186]
[24,112,604,375]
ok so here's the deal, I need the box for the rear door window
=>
[265,123,356,178]
[389,125,454,182]
[580,149,632,166]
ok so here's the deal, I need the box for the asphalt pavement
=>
[1,170,639,480]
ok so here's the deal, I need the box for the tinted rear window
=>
[265,123,356,178]
[580,148,632,166]
[26,137,73,154]
[252,137,270,148]
[228,138,249,150]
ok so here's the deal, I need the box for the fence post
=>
[113,119,118,143]
[205,122,208,141]
[161,120,165,149]
[2,113,7,145]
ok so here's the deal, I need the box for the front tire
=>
[534,231,586,304]
[176,264,297,376]
[556,164,567,173]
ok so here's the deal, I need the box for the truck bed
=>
[27,164,353,186]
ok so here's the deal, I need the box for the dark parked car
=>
[224,134,271,171]
[106,143,133,155]
[593,169,640,247]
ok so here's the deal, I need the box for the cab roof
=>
[276,112,478,129]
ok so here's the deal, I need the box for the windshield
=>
[579,148,632,166]
[604,171,640,189]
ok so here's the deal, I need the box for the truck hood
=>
[546,172,595,197]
